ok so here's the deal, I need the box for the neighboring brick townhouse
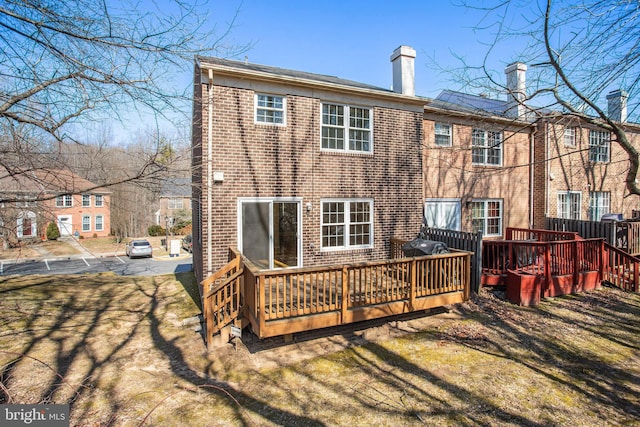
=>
[191,47,425,282]
[421,62,535,238]
[0,169,111,242]
[532,91,640,227]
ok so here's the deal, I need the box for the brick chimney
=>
[606,89,628,122]
[390,46,416,96]
[505,62,527,119]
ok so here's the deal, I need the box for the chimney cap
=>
[505,62,528,73]
[607,89,628,99]
[390,45,416,62]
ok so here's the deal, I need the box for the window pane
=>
[322,127,344,150]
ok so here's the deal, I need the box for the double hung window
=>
[321,104,372,153]
[82,215,91,232]
[95,215,104,232]
[434,123,452,146]
[255,94,285,125]
[56,195,73,207]
[82,194,91,207]
[564,127,576,147]
[472,129,502,166]
[321,199,373,249]
[95,195,103,207]
[589,130,610,163]
[168,198,183,210]
[471,199,502,237]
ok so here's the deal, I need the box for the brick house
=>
[532,93,640,227]
[191,48,640,285]
[156,177,192,231]
[0,169,111,242]
[191,47,425,282]
[422,64,535,238]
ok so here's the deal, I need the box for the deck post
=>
[410,259,417,310]
[573,241,579,290]
[544,243,552,297]
[258,275,266,338]
[465,253,471,300]
[341,266,349,324]
[204,291,213,349]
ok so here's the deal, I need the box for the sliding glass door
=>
[240,199,301,269]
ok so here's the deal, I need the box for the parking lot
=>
[0,254,192,277]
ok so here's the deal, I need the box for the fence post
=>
[573,241,579,291]
[258,275,266,337]
[475,231,483,293]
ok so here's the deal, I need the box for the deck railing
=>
[482,238,604,282]
[243,251,471,338]
[603,243,640,292]
[202,249,243,340]
[505,227,578,242]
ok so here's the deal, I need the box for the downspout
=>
[529,126,537,228]
[545,121,550,220]
[207,68,214,276]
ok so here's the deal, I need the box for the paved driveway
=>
[0,254,193,276]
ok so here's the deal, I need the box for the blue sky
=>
[208,0,532,98]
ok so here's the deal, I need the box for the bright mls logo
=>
[2,405,69,426]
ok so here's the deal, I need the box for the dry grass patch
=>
[1,274,639,426]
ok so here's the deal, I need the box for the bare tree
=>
[455,0,640,196]
[0,0,244,197]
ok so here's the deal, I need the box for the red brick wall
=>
[46,194,111,238]
[423,115,532,235]
[194,81,423,278]
[536,117,640,224]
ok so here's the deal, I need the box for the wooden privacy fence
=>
[391,227,483,293]
[546,217,640,255]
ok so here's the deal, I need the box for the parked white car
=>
[125,239,153,258]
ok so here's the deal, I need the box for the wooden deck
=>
[202,248,471,346]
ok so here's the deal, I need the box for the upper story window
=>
[434,123,452,146]
[56,195,73,208]
[321,199,373,250]
[255,94,286,125]
[472,129,502,166]
[95,194,104,207]
[564,127,576,147]
[558,191,581,220]
[321,103,372,153]
[471,199,502,237]
[82,194,91,207]
[168,198,183,210]
[589,130,610,163]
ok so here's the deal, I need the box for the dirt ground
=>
[1,272,639,426]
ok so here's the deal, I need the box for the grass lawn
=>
[0,272,639,426]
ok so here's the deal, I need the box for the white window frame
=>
[82,215,91,232]
[82,194,91,207]
[95,215,104,232]
[56,195,73,208]
[321,103,373,154]
[95,194,103,207]
[255,94,286,126]
[472,129,503,166]
[588,191,610,221]
[564,127,576,147]
[471,199,503,237]
[320,198,374,251]
[589,130,610,163]
[434,123,452,147]
[558,191,582,220]
[168,198,183,210]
